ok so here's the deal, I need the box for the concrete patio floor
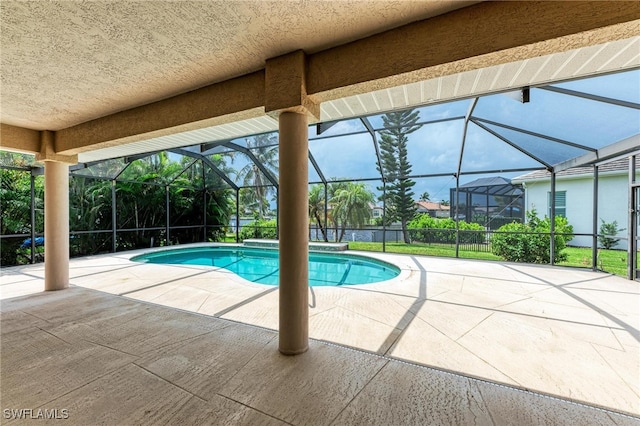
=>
[1,244,639,423]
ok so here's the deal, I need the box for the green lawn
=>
[348,241,630,277]
[222,234,239,243]
[560,247,628,277]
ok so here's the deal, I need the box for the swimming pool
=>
[131,246,400,286]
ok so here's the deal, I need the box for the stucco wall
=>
[523,172,634,250]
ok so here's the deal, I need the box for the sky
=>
[222,68,639,205]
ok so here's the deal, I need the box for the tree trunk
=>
[313,211,328,241]
[402,220,411,244]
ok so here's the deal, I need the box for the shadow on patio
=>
[1,248,639,423]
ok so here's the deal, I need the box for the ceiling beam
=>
[0,124,40,154]
[308,1,640,100]
[56,71,265,155]
[40,1,640,158]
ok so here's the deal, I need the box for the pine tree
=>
[376,109,421,243]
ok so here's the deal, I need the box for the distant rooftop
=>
[416,200,450,211]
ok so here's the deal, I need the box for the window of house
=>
[547,191,566,217]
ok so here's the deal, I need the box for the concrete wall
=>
[523,172,636,250]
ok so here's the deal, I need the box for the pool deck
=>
[2,243,639,423]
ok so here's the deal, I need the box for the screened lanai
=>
[1,68,639,276]
[3,2,640,422]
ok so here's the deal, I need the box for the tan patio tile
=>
[308,305,402,353]
[612,327,640,349]
[0,267,44,284]
[0,279,44,300]
[568,286,640,317]
[1,286,142,321]
[501,263,596,285]
[388,315,516,385]
[430,285,529,310]
[0,309,48,334]
[457,312,640,414]
[333,361,493,425]
[121,281,182,302]
[3,249,638,417]
[473,380,627,426]
[411,298,494,341]
[218,339,387,426]
[196,286,272,317]
[136,323,275,401]
[163,394,288,426]
[1,328,137,409]
[333,288,420,330]
[39,364,193,425]
[459,275,550,297]
[136,283,213,312]
[220,287,280,330]
[42,301,229,356]
[529,284,616,308]
[591,343,640,402]
[497,297,623,349]
[306,286,349,316]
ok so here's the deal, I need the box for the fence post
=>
[550,172,556,265]
[203,189,207,242]
[111,180,117,252]
[592,165,598,271]
[165,185,170,245]
[30,170,35,263]
[235,188,240,243]
[382,180,386,253]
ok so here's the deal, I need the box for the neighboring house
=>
[512,159,639,250]
[369,202,383,220]
[415,200,450,218]
[449,177,524,229]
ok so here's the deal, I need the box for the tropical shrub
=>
[598,219,625,250]
[239,218,277,240]
[491,210,573,263]
[408,215,485,244]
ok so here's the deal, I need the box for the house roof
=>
[455,177,523,196]
[460,177,512,188]
[416,201,450,211]
[513,158,638,182]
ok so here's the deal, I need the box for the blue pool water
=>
[131,247,400,286]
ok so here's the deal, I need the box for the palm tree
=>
[327,181,348,241]
[309,184,328,241]
[331,182,375,242]
[236,133,279,219]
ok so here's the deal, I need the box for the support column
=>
[278,111,309,354]
[265,50,320,355]
[550,171,556,265]
[37,130,77,291]
[592,165,599,271]
[44,160,70,290]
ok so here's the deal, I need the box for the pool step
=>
[243,239,348,252]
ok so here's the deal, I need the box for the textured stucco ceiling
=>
[0,0,477,130]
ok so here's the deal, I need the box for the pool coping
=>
[243,238,348,251]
